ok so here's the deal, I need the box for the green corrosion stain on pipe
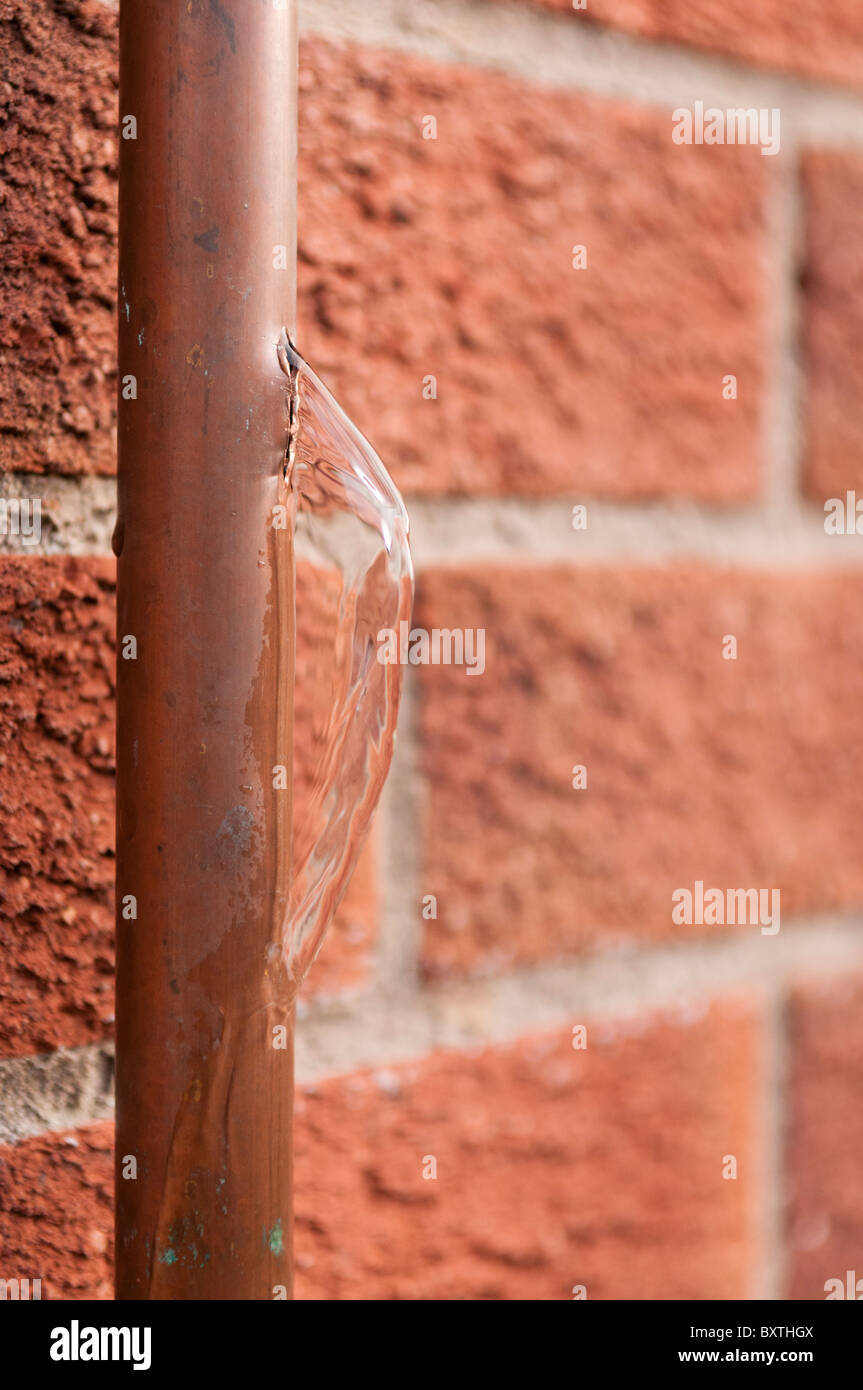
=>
[159,1248,178,1265]
[268,1221,284,1256]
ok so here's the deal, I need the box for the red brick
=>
[802,151,863,500]
[299,39,768,500]
[787,977,863,1300]
[0,557,115,1057]
[294,1004,758,1299]
[510,0,863,92]
[0,1007,756,1299]
[416,565,863,975]
[0,1122,113,1299]
[0,0,117,475]
[0,16,769,499]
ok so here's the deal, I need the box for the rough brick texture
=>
[515,0,863,92]
[0,0,118,475]
[0,557,115,1058]
[786,978,863,1300]
[299,38,767,500]
[295,1007,758,1299]
[417,564,863,975]
[802,151,863,500]
[0,1122,113,1299]
[0,8,769,498]
[0,1005,759,1299]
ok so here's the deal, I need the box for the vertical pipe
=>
[115,0,298,1299]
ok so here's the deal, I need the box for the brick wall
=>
[2,0,863,1300]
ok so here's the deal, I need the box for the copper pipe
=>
[115,0,298,1299]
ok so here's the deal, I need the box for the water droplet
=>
[276,331,413,991]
